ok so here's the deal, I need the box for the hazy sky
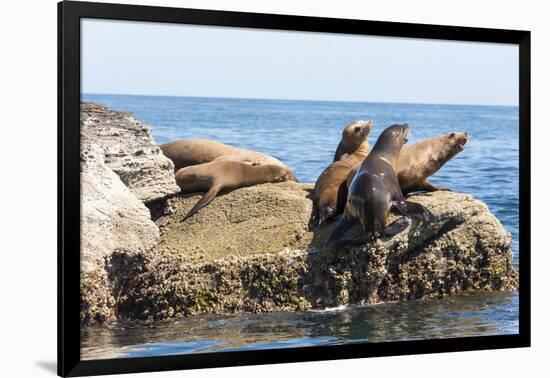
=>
[81,19,518,106]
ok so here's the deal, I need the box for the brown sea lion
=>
[175,160,297,221]
[346,131,468,194]
[326,124,430,247]
[397,131,468,194]
[160,139,289,170]
[333,120,375,161]
[311,120,374,227]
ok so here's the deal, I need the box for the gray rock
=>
[80,146,159,273]
[80,145,160,324]
[80,103,180,203]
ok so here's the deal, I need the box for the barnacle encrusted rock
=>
[112,183,518,321]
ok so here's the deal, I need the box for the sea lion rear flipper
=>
[182,185,222,221]
[422,180,451,192]
[384,217,410,237]
[325,217,355,247]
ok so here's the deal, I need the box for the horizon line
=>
[81,92,519,108]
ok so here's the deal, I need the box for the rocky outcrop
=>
[113,183,518,321]
[80,103,179,324]
[79,103,518,325]
[80,103,179,203]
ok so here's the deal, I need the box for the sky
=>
[81,19,519,106]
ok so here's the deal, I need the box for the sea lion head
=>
[375,123,410,153]
[439,131,468,159]
[267,165,299,183]
[342,120,374,146]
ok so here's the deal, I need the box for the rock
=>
[80,103,180,203]
[80,145,160,324]
[79,101,178,325]
[110,182,518,321]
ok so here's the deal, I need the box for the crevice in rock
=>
[104,251,148,319]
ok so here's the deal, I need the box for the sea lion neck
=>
[369,138,402,165]
[341,135,368,153]
[352,140,371,157]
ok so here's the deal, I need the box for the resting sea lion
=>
[160,139,289,170]
[346,131,468,194]
[311,120,374,227]
[175,160,297,221]
[326,124,430,247]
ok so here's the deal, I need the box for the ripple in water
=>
[81,292,518,359]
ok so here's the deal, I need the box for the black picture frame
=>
[58,1,531,376]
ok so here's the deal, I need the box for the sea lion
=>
[333,120,375,161]
[326,124,430,247]
[175,160,297,221]
[396,131,468,194]
[346,131,468,194]
[311,120,374,227]
[160,139,289,170]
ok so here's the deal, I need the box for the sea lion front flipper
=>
[318,206,336,226]
[182,184,222,221]
[403,201,432,221]
[324,235,371,250]
[421,180,451,192]
[325,217,355,247]
[309,205,320,230]
[391,199,431,221]
[335,181,349,216]
[384,217,410,237]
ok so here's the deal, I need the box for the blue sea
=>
[80,94,519,359]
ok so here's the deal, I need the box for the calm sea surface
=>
[80,94,520,359]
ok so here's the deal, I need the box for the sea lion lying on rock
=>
[175,160,297,221]
[326,124,431,247]
[311,120,374,227]
[161,139,290,170]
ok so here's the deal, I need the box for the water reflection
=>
[81,291,518,359]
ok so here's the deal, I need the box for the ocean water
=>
[80,94,520,359]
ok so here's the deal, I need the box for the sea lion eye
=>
[354,127,361,133]
[449,132,456,138]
